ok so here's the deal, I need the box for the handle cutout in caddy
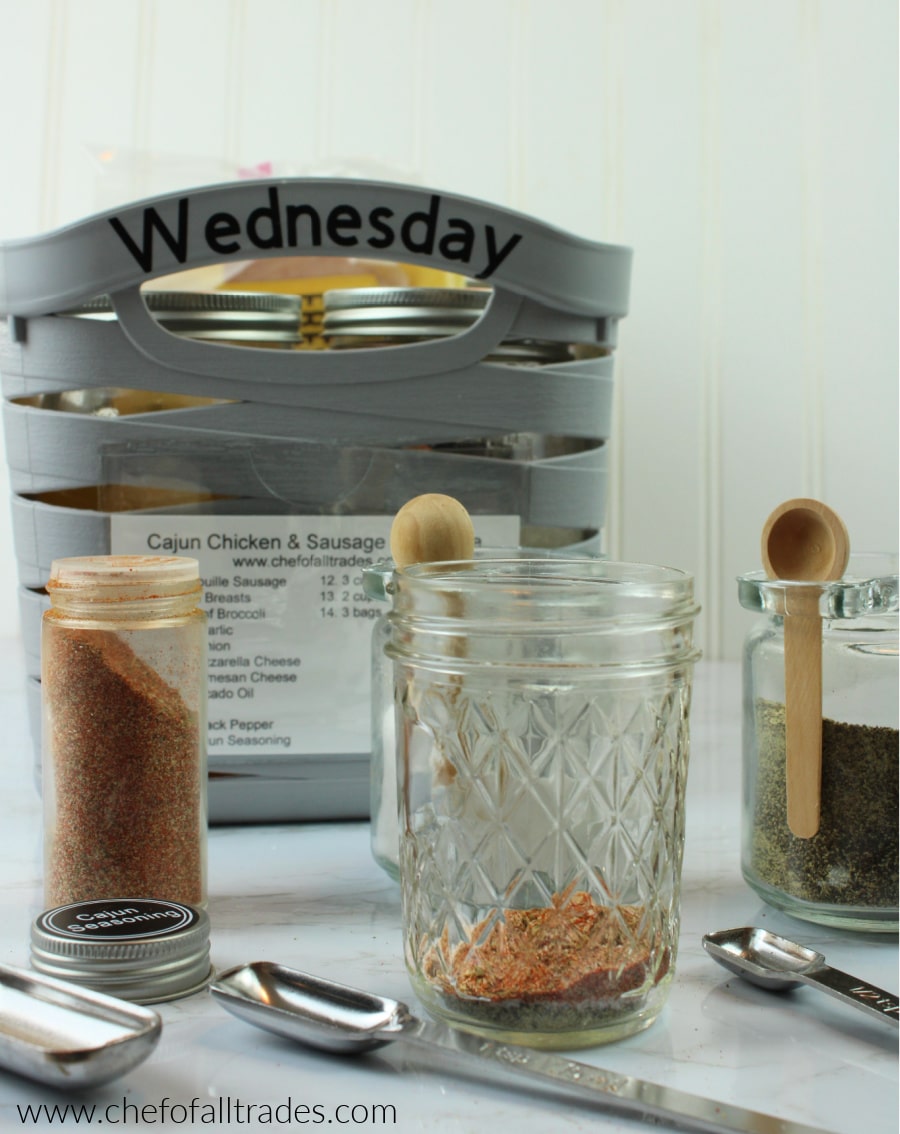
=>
[109,284,525,386]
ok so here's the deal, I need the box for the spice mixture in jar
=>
[419,887,667,1039]
[42,556,207,908]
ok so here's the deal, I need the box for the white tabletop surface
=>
[0,652,896,1133]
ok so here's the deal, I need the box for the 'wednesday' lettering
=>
[107,188,523,280]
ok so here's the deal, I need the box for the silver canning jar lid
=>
[31,898,212,1004]
[60,291,303,346]
[322,286,573,364]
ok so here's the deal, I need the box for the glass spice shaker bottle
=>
[738,553,899,932]
[41,556,207,908]
[380,556,700,1048]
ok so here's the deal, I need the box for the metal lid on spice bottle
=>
[60,291,303,346]
[31,899,212,1004]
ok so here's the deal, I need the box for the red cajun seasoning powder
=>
[44,627,203,907]
[423,889,662,1005]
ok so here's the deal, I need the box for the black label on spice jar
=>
[41,898,198,940]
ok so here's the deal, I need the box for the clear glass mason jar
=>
[738,553,898,932]
[42,556,208,908]
[375,556,700,1048]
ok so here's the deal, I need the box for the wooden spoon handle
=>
[783,612,823,838]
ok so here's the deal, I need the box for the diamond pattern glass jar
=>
[381,557,700,1048]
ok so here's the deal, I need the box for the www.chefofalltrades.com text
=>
[109,188,523,279]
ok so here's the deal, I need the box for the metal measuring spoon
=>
[211,961,837,1134]
[703,927,898,1028]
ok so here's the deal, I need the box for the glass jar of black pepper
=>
[738,553,898,932]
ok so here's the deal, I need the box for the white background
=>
[0,0,896,660]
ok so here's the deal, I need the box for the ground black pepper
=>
[749,698,898,908]
[45,627,203,907]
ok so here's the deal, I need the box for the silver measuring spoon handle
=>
[401,1019,838,1134]
[800,966,900,1027]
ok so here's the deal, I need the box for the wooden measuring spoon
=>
[761,499,850,838]
[390,494,475,568]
